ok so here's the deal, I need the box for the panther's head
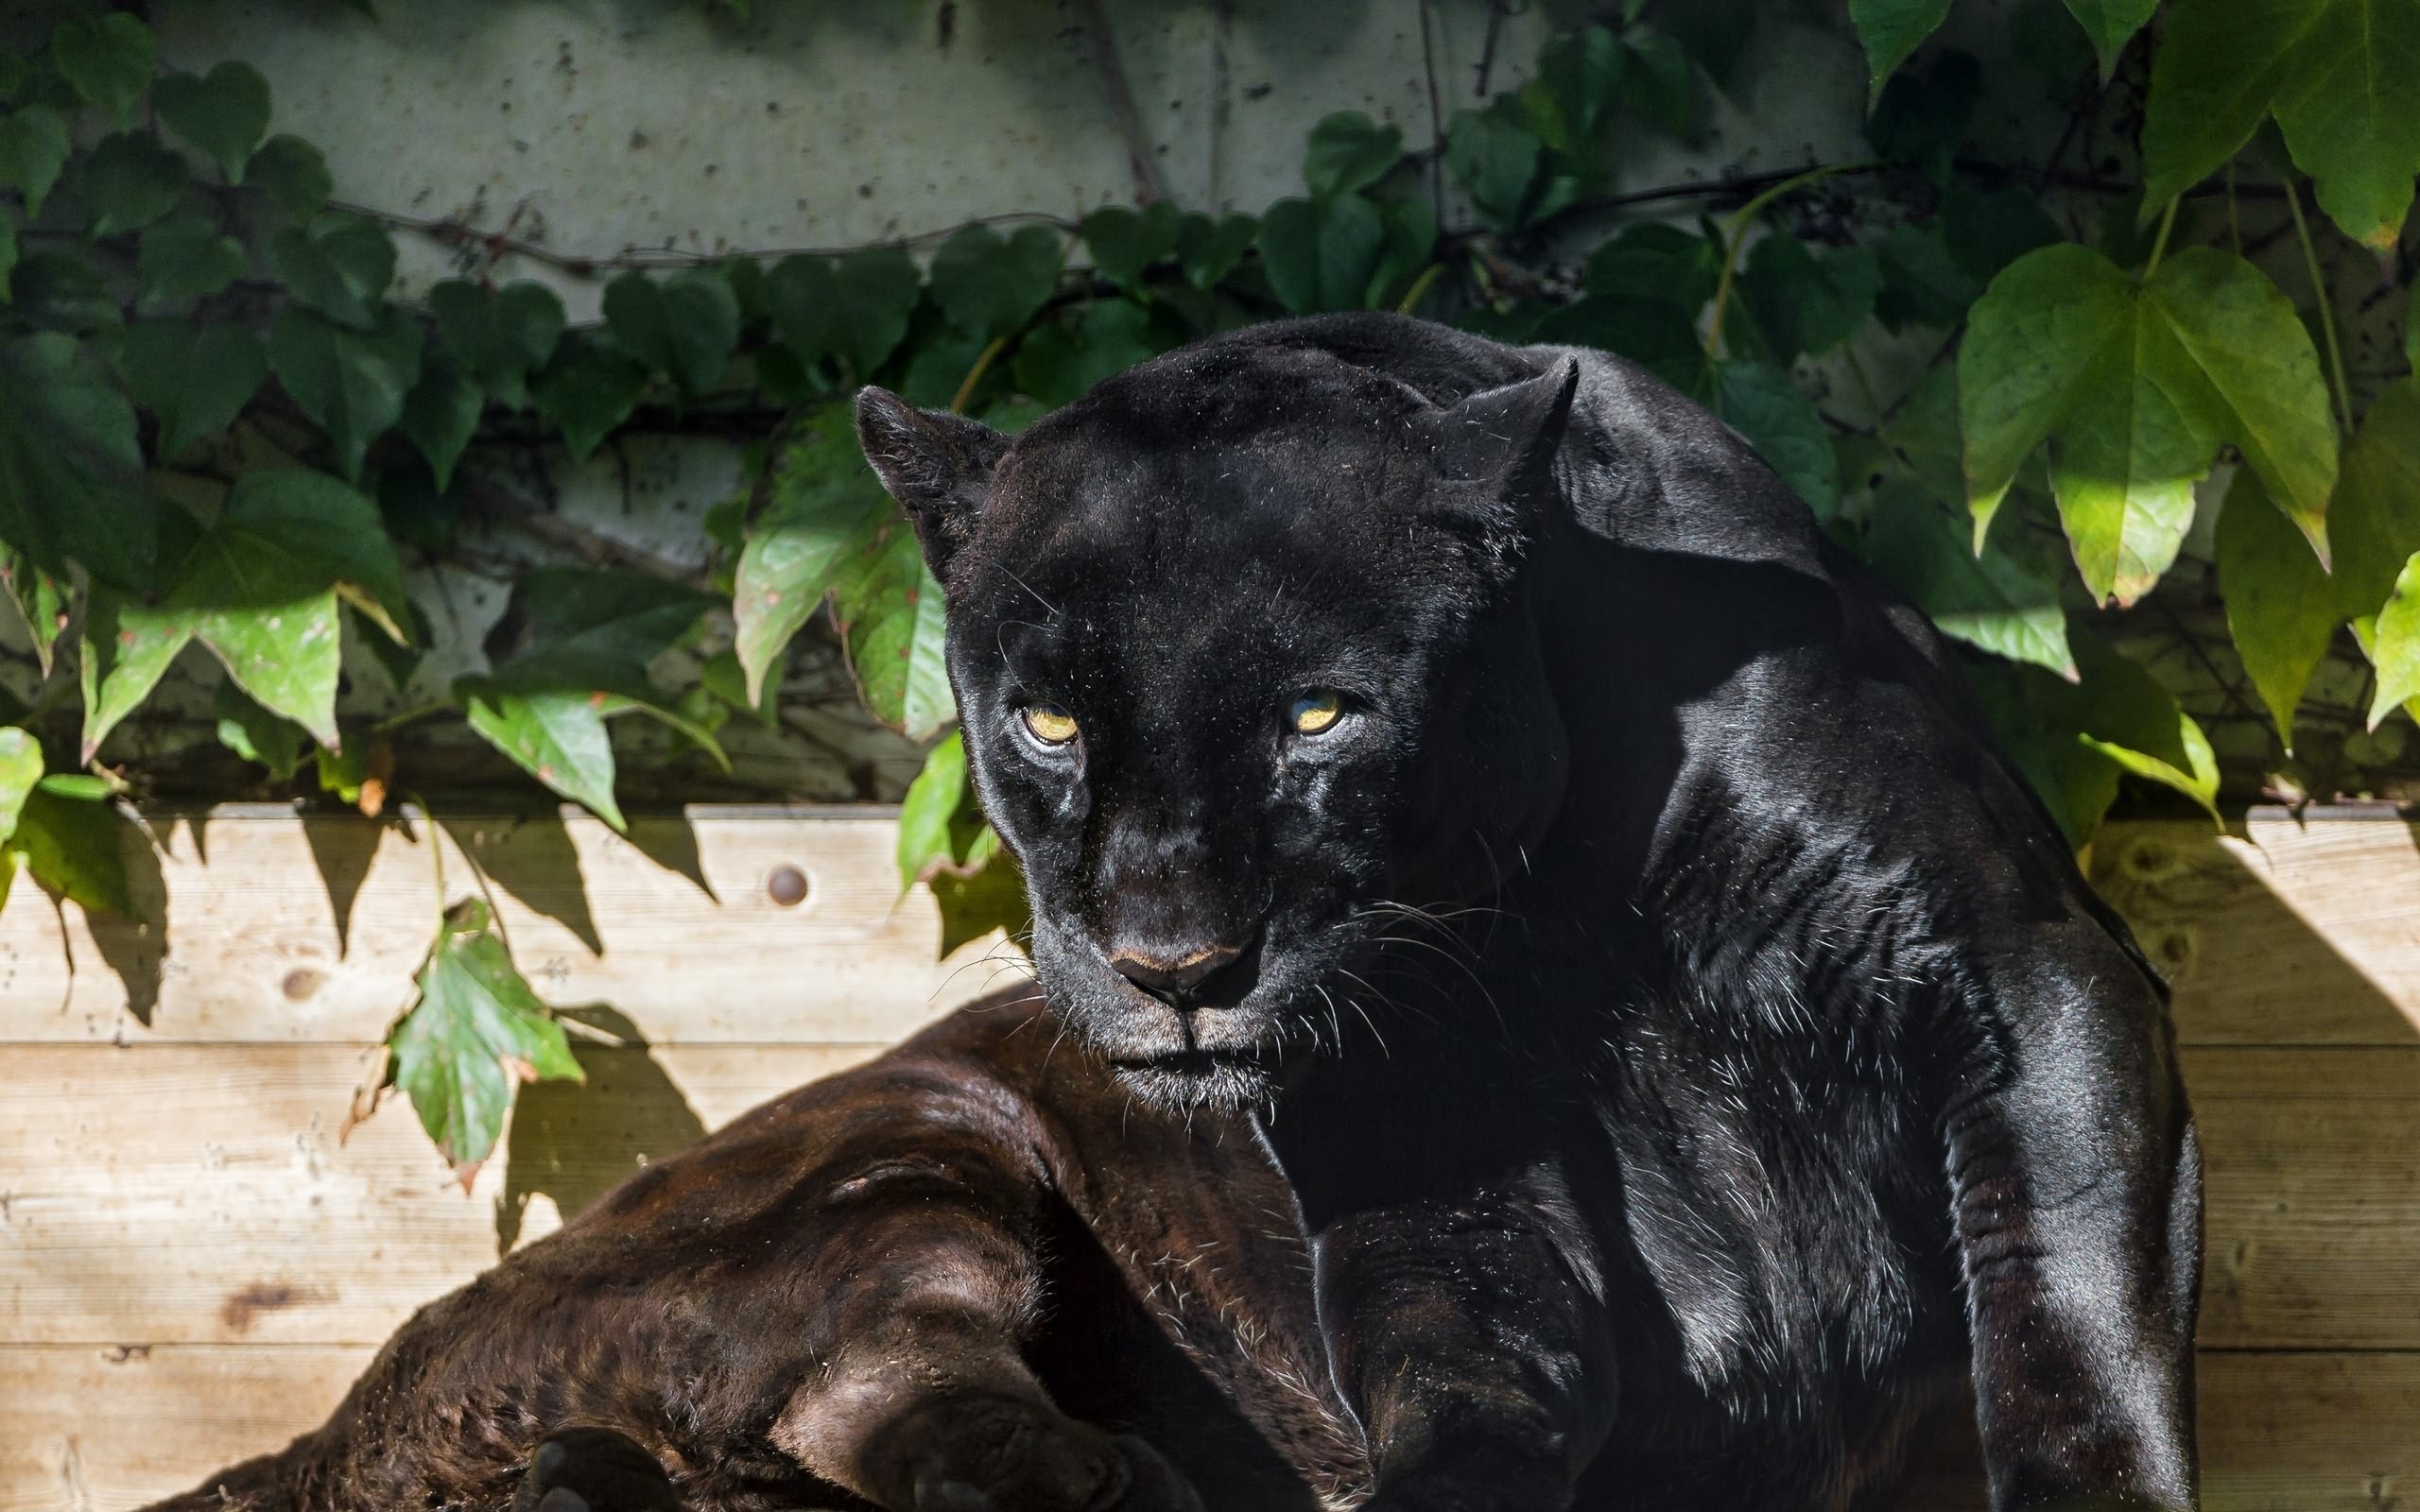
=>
[857,339,1579,1111]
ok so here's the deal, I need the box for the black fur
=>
[861,313,2199,1509]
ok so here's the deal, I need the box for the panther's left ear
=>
[1415,358,1581,560]
[856,387,1011,580]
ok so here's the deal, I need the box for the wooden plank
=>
[2,1344,2406,1512]
[2093,815,2420,1046]
[1,1345,374,1512]
[0,1043,882,1347]
[3,1043,2411,1350]
[0,809,1020,1045]
[5,809,2415,1048]
[2188,1047,2420,1351]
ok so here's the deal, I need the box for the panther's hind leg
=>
[513,1429,687,1512]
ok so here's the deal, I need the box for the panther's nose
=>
[1108,939,1246,1003]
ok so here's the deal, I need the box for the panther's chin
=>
[1106,1049,1279,1115]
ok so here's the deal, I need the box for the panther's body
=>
[149,315,2199,1512]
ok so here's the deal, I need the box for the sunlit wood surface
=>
[3,808,2413,1510]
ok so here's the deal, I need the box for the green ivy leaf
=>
[81,131,191,238]
[483,567,719,682]
[1739,234,1881,362]
[2070,632,2223,819]
[389,896,584,1185]
[9,250,119,334]
[152,62,272,182]
[1959,244,2336,604]
[2368,551,2420,729]
[268,304,424,480]
[1303,111,1404,198]
[78,584,190,760]
[2142,0,2420,249]
[2061,0,2157,79]
[1621,30,1699,135]
[8,783,130,915]
[1444,108,1545,233]
[0,217,15,300]
[270,214,398,330]
[1940,181,2065,284]
[247,133,332,218]
[50,13,154,125]
[896,728,970,891]
[1964,659,2122,846]
[0,104,71,217]
[765,247,922,377]
[0,546,67,675]
[214,677,308,782]
[733,403,895,703]
[1874,221,1982,332]
[81,469,411,754]
[136,214,246,310]
[601,267,741,397]
[1368,197,1438,307]
[835,524,953,740]
[399,350,483,490]
[1083,201,1184,293]
[928,224,1064,340]
[1176,211,1257,290]
[456,680,625,829]
[0,728,40,848]
[1864,480,2077,678]
[1583,223,1720,310]
[120,318,268,462]
[529,335,648,463]
[0,334,159,593]
[1528,26,1626,159]
[1257,194,1385,315]
[1713,359,1837,516]
[2216,469,2339,748]
[1009,298,1156,407]
[430,279,564,409]
[462,567,723,825]
[700,647,779,727]
[1850,0,1953,104]
[2331,380,2420,626]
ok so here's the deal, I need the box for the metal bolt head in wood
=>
[765,864,810,907]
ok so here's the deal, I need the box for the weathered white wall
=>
[146,0,1910,311]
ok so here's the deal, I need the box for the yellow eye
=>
[1021,703,1080,746]
[1288,691,1343,736]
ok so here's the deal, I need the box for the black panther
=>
[147,313,2199,1512]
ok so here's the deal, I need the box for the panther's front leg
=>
[1945,932,2203,1511]
[1264,1088,1617,1512]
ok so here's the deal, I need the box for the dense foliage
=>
[3,0,2416,1172]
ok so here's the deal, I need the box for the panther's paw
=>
[510,1428,686,1512]
[870,1392,1203,1512]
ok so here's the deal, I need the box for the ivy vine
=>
[4,0,2418,1174]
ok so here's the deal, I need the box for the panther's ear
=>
[1413,358,1580,574]
[855,387,1011,579]
[1421,358,1580,492]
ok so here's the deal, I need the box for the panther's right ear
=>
[855,387,1011,579]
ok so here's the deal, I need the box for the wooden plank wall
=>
[2,808,2413,1511]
